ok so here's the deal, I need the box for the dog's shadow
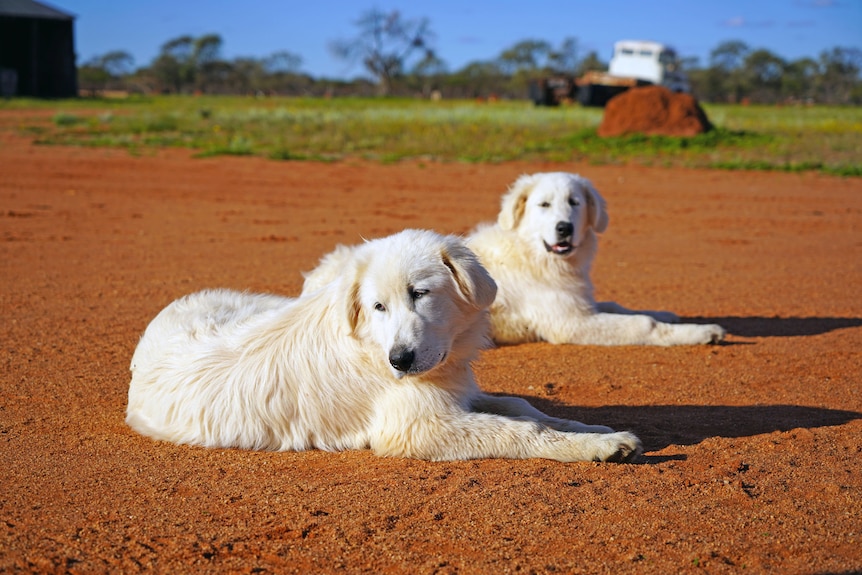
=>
[508,397,862,459]
[683,316,862,338]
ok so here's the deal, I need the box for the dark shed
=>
[0,0,76,97]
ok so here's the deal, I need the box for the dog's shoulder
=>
[467,222,534,273]
[301,243,357,295]
[467,222,513,255]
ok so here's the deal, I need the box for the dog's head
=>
[498,172,608,258]
[341,229,496,379]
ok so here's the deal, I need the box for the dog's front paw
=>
[594,431,642,463]
[703,324,726,344]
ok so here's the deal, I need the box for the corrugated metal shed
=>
[0,0,75,20]
[0,0,77,97]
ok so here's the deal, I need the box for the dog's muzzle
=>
[544,221,576,255]
[389,346,448,378]
[389,347,415,373]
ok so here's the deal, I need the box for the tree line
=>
[78,9,861,105]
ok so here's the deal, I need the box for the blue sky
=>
[55,0,861,79]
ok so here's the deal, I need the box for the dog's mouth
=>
[543,240,575,255]
[392,350,449,380]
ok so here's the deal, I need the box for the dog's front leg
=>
[406,411,641,463]
[596,301,679,323]
[545,313,723,346]
[369,399,640,463]
[470,393,613,433]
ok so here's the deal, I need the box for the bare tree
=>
[329,9,434,95]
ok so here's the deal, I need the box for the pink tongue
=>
[553,244,569,253]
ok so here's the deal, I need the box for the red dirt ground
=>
[1,113,861,574]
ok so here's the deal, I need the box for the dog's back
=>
[128,290,295,447]
[129,289,289,390]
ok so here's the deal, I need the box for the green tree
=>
[409,50,447,97]
[261,51,306,95]
[150,35,194,93]
[744,49,786,103]
[192,34,224,92]
[496,39,554,94]
[78,50,134,95]
[548,37,579,75]
[263,51,303,75]
[575,51,606,75]
[817,47,862,103]
[497,40,552,75]
[781,57,818,102]
[710,40,749,71]
[148,34,225,93]
[98,50,134,77]
[226,57,264,94]
[709,40,750,102]
[447,61,506,98]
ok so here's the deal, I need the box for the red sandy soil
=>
[1,113,861,574]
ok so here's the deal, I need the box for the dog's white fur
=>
[466,172,725,346]
[129,230,641,462]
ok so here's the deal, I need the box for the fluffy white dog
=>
[129,229,641,463]
[466,172,726,346]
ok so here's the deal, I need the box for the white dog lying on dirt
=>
[129,229,641,463]
[466,172,725,346]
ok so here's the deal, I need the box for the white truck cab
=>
[608,40,691,93]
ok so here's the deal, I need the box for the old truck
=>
[529,40,691,107]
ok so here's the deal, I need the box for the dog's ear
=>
[346,277,362,334]
[498,174,534,230]
[339,257,366,335]
[576,175,609,233]
[441,237,497,309]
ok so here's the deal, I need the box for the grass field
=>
[2,95,860,175]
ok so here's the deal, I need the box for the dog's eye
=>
[411,288,429,300]
[374,302,386,312]
[539,201,551,208]
[568,197,580,207]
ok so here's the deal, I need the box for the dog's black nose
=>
[389,348,415,372]
[556,221,574,239]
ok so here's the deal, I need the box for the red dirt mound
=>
[598,85,712,137]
